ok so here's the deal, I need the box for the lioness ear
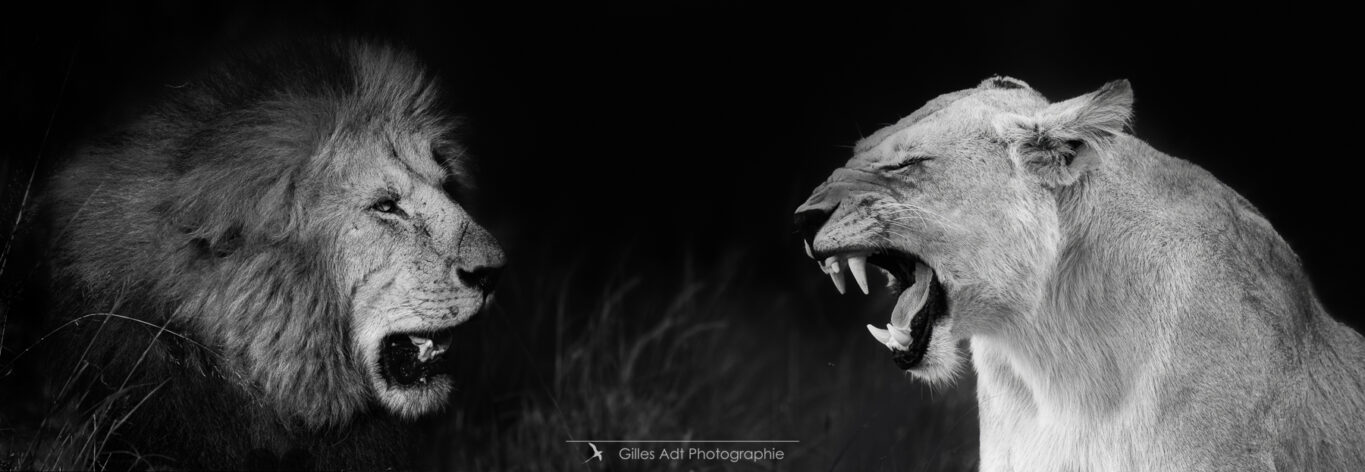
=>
[994,79,1134,187]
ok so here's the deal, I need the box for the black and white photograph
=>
[2,2,1361,470]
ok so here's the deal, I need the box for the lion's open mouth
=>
[378,328,457,387]
[816,250,950,369]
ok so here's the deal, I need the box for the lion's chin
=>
[374,376,455,419]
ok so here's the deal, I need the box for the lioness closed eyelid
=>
[884,156,935,170]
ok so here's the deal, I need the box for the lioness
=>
[794,77,1365,471]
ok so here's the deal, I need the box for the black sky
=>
[5,1,1361,326]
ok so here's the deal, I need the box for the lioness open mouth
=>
[816,250,950,369]
[378,328,456,387]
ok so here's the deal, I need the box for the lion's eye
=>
[370,198,403,215]
[884,156,934,170]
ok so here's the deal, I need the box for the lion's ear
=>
[994,79,1134,187]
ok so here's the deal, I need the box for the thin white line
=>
[564,440,799,443]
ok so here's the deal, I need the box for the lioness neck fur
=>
[974,134,1365,471]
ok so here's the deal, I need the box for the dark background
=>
[7,1,1359,325]
[3,1,1360,470]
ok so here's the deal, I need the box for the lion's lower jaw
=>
[354,311,467,419]
[374,377,455,419]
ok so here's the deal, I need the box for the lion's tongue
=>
[408,335,450,363]
[382,331,456,386]
[867,262,934,349]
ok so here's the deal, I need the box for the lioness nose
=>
[457,266,503,293]
[793,208,832,246]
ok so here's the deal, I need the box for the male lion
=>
[794,77,1365,471]
[38,40,504,469]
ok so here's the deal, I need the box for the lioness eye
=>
[370,198,402,215]
[884,156,934,170]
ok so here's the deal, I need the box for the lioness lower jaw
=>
[372,328,459,418]
[816,250,953,373]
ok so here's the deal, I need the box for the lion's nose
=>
[457,265,503,293]
[793,207,832,247]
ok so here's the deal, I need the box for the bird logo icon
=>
[584,442,604,463]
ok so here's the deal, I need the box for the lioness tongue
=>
[867,262,934,350]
